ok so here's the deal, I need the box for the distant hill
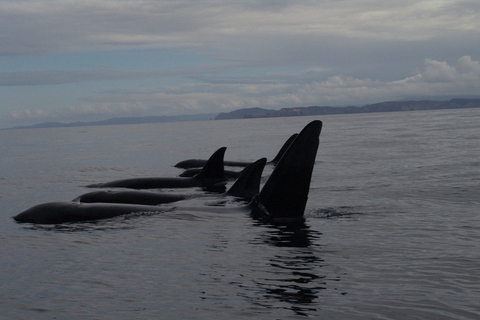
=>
[214,98,480,120]
[5,113,218,130]
[214,107,275,120]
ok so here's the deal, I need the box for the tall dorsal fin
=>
[270,133,298,164]
[226,158,266,201]
[252,120,322,222]
[193,147,226,183]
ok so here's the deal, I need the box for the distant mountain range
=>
[4,98,480,130]
[214,98,480,120]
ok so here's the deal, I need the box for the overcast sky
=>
[1,0,479,128]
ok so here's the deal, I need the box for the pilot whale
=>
[13,120,322,224]
[174,133,298,169]
[86,147,227,189]
[75,158,267,205]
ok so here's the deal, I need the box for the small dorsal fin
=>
[193,147,227,183]
[270,133,298,164]
[226,158,267,201]
[252,120,322,222]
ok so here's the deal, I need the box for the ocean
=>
[1,109,479,319]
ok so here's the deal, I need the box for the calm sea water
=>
[1,110,479,319]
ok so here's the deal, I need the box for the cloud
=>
[294,56,480,105]
[9,108,48,120]
[422,59,457,82]
[0,62,239,86]
[1,0,479,56]
[0,70,139,86]
[122,55,480,108]
[0,69,180,86]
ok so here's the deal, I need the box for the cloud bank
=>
[7,56,480,124]
[2,1,478,56]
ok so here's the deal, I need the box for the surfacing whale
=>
[75,158,267,205]
[174,133,298,169]
[13,120,322,224]
[86,147,227,189]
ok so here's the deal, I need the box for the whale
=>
[13,120,322,224]
[86,147,227,189]
[75,158,267,205]
[174,133,298,169]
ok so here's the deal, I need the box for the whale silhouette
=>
[13,120,322,224]
[86,147,227,189]
[174,133,298,169]
[75,158,267,205]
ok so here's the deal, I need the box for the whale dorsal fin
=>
[226,158,266,201]
[270,133,298,164]
[252,120,322,223]
[193,147,227,184]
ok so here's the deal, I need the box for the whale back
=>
[13,202,166,224]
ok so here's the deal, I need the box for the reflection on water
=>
[247,222,327,317]
[259,222,320,247]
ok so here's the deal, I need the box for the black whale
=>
[86,147,227,189]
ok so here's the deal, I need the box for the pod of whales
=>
[13,120,322,224]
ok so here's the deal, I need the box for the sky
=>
[1,0,479,128]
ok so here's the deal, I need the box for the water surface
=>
[1,110,479,319]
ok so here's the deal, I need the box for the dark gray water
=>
[1,110,479,319]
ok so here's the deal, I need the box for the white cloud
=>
[9,108,48,120]
[287,56,480,105]
[421,59,457,82]
[456,55,480,75]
